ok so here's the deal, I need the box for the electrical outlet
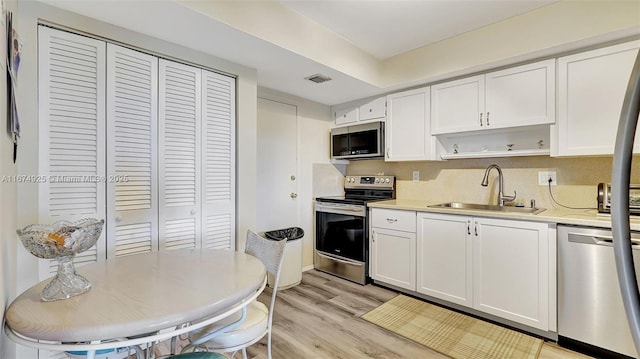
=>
[538,171,557,186]
[412,171,420,181]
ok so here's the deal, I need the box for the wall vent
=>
[305,73,332,84]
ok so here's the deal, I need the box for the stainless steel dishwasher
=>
[558,225,640,358]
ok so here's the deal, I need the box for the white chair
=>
[180,230,287,359]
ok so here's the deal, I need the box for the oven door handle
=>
[315,251,364,266]
[335,207,365,212]
[315,205,366,217]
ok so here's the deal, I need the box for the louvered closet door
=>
[202,70,235,250]
[159,60,202,250]
[37,26,106,278]
[106,44,159,258]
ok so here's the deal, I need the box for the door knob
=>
[290,192,297,199]
[190,209,197,215]
[290,175,296,181]
[115,215,122,223]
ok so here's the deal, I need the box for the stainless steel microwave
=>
[331,121,384,160]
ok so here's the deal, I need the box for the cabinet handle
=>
[467,221,471,235]
[479,112,483,126]
[474,222,478,236]
[386,147,390,159]
[486,112,490,126]
[386,218,398,223]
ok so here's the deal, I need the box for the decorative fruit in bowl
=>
[17,218,105,301]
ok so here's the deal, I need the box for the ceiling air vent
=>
[305,73,332,84]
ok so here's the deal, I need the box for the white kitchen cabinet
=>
[431,75,484,134]
[554,40,640,156]
[431,59,555,135]
[359,96,386,122]
[385,87,439,161]
[473,217,550,331]
[417,213,472,307]
[416,212,553,331]
[370,208,416,290]
[334,106,359,125]
[333,97,386,126]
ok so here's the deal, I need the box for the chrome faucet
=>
[481,164,516,206]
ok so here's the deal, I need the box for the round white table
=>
[4,249,266,355]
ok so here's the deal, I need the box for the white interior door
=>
[106,43,158,258]
[256,98,297,233]
[158,59,202,250]
[38,26,107,275]
[201,70,236,250]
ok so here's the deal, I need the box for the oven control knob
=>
[385,178,390,183]
[375,178,379,183]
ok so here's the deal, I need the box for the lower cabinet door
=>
[473,218,549,331]
[370,227,416,290]
[417,213,473,307]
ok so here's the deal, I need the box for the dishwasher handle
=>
[568,231,640,248]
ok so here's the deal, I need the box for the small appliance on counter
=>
[597,183,640,215]
[314,175,395,284]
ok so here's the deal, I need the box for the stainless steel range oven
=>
[314,175,395,284]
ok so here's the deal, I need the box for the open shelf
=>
[436,125,551,160]
[440,148,550,159]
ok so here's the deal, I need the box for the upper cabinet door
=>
[201,70,236,250]
[485,59,555,129]
[386,87,436,161]
[38,26,107,274]
[158,59,202,251]
[431,75,485,134]
[335,106,359,125]
[359,97,386,122]
[106,44,159,259]
[555,41,640,156]
[431,60,554,135]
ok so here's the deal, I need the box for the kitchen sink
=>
[428,202,546,215]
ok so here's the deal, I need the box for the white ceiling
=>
[38,0,562,106]
[280,0,555,60]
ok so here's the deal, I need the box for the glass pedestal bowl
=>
[17,218,105,301]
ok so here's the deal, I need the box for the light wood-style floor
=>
[160,270,593,359]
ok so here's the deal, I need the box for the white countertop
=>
[368,199,640,231]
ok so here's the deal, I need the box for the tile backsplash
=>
[346,156,640,210]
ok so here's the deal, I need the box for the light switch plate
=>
[412,171,420,182]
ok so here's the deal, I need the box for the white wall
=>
[382,1,640,89]
[1,1,19,357]
[257,88,333,268]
